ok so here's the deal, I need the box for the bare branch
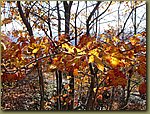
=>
[117,3,146,37]
[17,1,33,36]
[89,1,112,26]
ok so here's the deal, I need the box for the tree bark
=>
[63,1,73,35]
[63,1,74,110]
[36,61,44,110]
[86,1,101,35]
[17,1,33,36]
[86,63,95,110]
[57,1,61,36]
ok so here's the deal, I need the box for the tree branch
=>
[86,1,101,35]
[117,3,146,37]
[89,1,112,26]
[17,1,33,36]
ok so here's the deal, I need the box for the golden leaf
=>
[94,56,104,71]
[62,43,74,53]
[93,88,97,93]
[67,76,72,80]
[32,48,39,54]
[28,46,34,52]
[88,55,94,63]
[97,63,104,72]
[130,37,140,45]
[89,49,99,57]
[112,36,120,42]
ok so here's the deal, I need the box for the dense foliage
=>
[1,1,146,110]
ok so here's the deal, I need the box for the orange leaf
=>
[73,68,79,76]
[106,68,127,88]
[139,82,146,95]
[97,94,103,100]
[130,36,140,45]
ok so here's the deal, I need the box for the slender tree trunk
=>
[68,71,74,110]
[95,11,98,37]
[134,1,137,34]
[75,1,79,46]
[17,1,33,36]
[86,63,95,110]
[48,1,52,38]
[63,1,73,35]
[57,1,61,36]
[85,2,101,110]
[86,2,101,35]
[63,1,74,110]
[36,61,44,110]
[55,2,62,110]
[55,71,59,110]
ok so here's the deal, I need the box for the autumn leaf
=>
[139,82,146,95]
[2,17,13,25]
[88,55,94,63]
[62,43,74,53]
[106,69,127,88]
[94,56,104,71]
[93,88,97,93]
[89,49,99,57]
[130,36,140,45]
[96,63,104,72]
[82,76,89,83]
[64,84,70,89]
[137,63,146,76]
[59,34,69,41]
[48,64,57,72]
[112,36,120,42]
[28,46,34,52]
[67,76,72,80]
[87,42,93,49]
[73,68,79,76]
[104,55,121,68]
[32,48,39,54]
[97,94,103,100]
[110,57,120,67]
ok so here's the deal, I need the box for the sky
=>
[1,1,146,41]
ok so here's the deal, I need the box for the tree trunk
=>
[36,62,44,110]
[86,63,95,110]
[63,1,73,35]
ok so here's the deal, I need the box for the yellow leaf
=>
[88,55,94,63]
[97,63,104,72]
[112,36,120,42]
[89,49,99,57]
[94,56,104,71]
[130,37,140,45]
[28,46,34,52]
[62,43,74,53]
[32,48,39,54]
[104,38,110,43]
[110,57,120,67]
[67,75,72,80]
[87,42,92,49]
[93,88,97,92]
[40,45,46,49]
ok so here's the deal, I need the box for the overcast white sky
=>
[1,1,146,40]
